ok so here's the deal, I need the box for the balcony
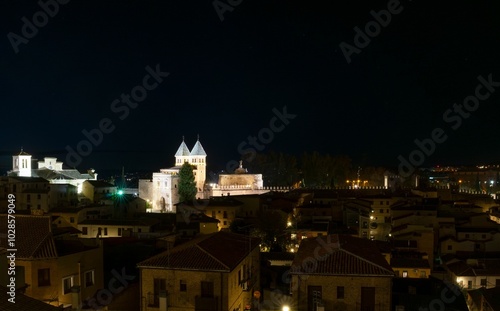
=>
[195,295,218,311]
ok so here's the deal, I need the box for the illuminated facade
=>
[8,150,97,193]
[139,138,207,213]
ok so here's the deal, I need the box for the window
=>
[481,279,487,287]
[84,270,95,287]
[468,281,472,289]
[476,243,481,250]
[70,217,75,223]
[447,245,452,251]
[465,234,470,238]
[27,194,31,202]
[103,228,108,236]
[402,271,408,278]
[38,268,51,287]
[380,201,383,205]
[180,280,187,292]
[496,279,500,287]
[62,276,74,294]
[379,209,383,213]
[118,228,122,236]
[82,227,88,235]
[337,286,344,299]
[420,271,427,278]
[37,194,41,199]
[386,201,390,205]
[394,270,400,277]
[151,278,166,307]
[212,211,216,218]
[224,221,227,226]
[482,234,487,239]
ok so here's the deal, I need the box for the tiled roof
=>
[291,234,394,276]
[138,231,260,272]
[0,286,61,311]
[175,140,191,157]
[190,140,207,156]
[0,215,58,260]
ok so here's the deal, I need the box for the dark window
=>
[70,217,75,223]
[103,228,108,236]
[63,276,73,294]
[180,280,187,292]
[447,245,452,251]
[85,270,95,287]
[138,228,142,233]
[337,286,344,299]
[211,211,216,218]
[468,281,472,289]
[481,279,487,287]
[201,281,214,298]
[465,234,470,238]
[476,243,481,250]
[361,287,375,311]
[27,194,31,202]
[482,234,487,239]
[496,279,500,287]
[38,268,51,287]
[223,221,227,225]
[118,228,122,236]
[37,194,41,199]
[379,209,383,213]
[307,285,322,311]
[82,227,88,235]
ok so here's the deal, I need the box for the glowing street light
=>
[282,306,290,311]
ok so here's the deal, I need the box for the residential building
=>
[0,215,103,308]
[290,234,394,311]
[77,218,160,238]
[137,231,260,311]
[82,180,117,203]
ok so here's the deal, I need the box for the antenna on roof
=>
[197,134,200,141]
[182,135,185,141]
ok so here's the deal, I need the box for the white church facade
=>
[8,150,97,193]
[138,138,207,213]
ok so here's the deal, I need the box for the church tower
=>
[189,137,207,192]
[12,149,32,177]
[174,137,191,166]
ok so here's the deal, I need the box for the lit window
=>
[180,280,187,292]
[402,271,408,278]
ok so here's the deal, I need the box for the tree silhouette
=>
[178,162,197,202]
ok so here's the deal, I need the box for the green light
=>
[117,190,124,195]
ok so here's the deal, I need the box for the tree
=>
[178,162,197,202]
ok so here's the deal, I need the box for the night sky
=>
[2,0,500,175]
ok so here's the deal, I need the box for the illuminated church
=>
[138,137,207,213]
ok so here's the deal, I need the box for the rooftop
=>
[290,234,394,276]
[138,231,260,272]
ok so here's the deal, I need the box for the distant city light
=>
[117,190,124,195]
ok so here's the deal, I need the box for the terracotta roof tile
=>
[0,215,57,259]
[138,231,259,272]
[291,234,393,276]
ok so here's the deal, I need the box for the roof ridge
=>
[30,233,58,259]
[196,236,230,270]
[340,247,393,275]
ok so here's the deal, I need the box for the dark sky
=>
[1,0,500,175]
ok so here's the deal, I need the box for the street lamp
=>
[282,306,290,311]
